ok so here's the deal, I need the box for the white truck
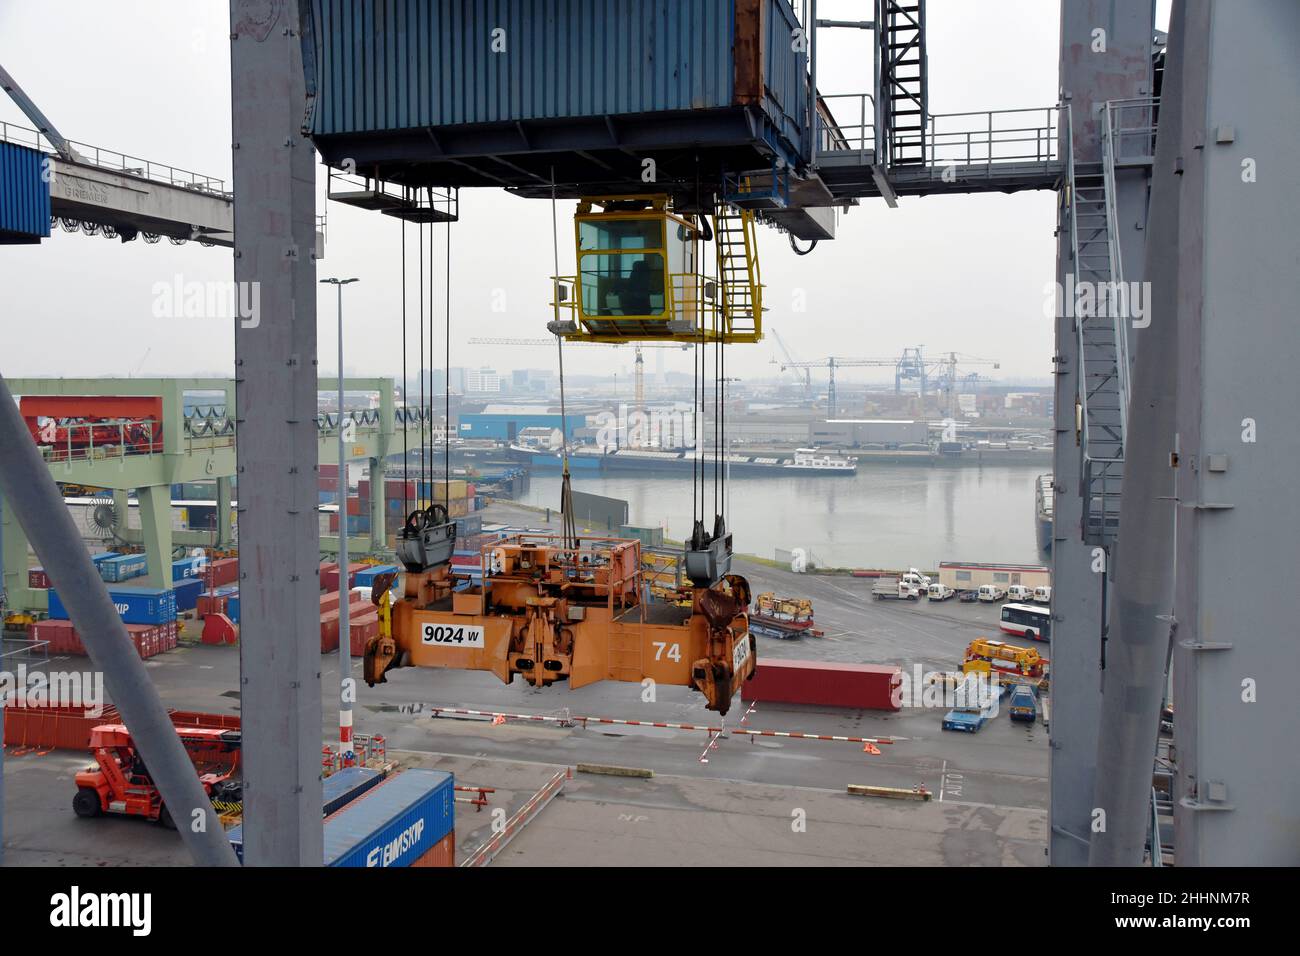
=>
[872,578,922,601]
[978,584,1007,602]
[901,568,932,591]
[927,583,955,601]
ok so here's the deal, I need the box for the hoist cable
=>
[550,168,576,550]
[400,217,409,519]
[444,213,452,512]
[418,222,426,509]
[427,190,435,504]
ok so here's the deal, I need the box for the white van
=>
[901,569,932,590]
[1007,585,1034,602]
[1032,586,1053,604]
[978,584,1007,602]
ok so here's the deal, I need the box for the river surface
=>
[518,462,1047,569]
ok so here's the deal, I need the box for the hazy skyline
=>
[1,1,1167,387]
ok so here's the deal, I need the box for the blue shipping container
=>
[353,564,399,588]
[323,767,384,816]
[48,585,177,625]
[173,577,205,612]
[227,767,388,863]
[171,556,209,581]
[0,141,52,243]
[226,595,241,623]
[325,770,454,868]
[91,552,121,567]
[99,553,148,583]
[307,0,810,182]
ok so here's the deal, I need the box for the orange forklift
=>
[72,724,242,828]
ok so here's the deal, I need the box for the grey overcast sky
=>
[0,1,1169,388]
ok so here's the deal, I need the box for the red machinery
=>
[20,395,163,457]
[72,723,242,828]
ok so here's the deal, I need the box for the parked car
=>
[927,583,955,601]
[958,589,979,603]
[1007,584,1034,602]
[978,584,1007,602]
[1032,586,1053,604]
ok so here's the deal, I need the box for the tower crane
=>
[768,327,811,400]
[779,355,911,417]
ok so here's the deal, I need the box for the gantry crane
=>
[362,533,756,715]
[931,352,1001,418]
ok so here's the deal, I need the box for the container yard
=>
[0,0,1293,932]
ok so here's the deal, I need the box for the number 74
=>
[652,641,682,662]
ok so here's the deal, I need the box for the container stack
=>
[196,584,239,618]
[319,589,364,652]
[48,585,177,626]
[30,619,179,659]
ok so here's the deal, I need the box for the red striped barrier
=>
[461,769,567,867]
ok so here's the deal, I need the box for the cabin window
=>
[994,572,1009,583]
[580,252,666,316]
[578,217,662,251]
[956,571,971,581]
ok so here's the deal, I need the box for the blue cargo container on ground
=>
[98,553,148,583]
[227,767,387,863]
[353,565,399,588]
[171,556,209,582]
[325,769,454,868]
[48,585,177,625]
[173,577,205,613]
[226,594,241,623]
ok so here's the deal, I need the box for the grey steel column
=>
[0,375,237,866]
[1050,0,1155,865]
[230,0,324,866]
[1168,0,1300,864]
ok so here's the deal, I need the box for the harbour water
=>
[518,462,1046,570]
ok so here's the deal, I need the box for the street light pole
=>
[321,277,359,767]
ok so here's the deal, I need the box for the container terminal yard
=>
[0,0,1296,920]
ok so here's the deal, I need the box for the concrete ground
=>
[0,502,1048,867]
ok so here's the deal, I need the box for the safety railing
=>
[815,92,877,161]
[1105,97,1160,164]
[1100,101,1134,444]
[921,106,1061,171]
[0,120,229,196]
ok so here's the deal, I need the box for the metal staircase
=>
[877,0,929,166]
[714,204,763,340]
[1067,105,1132,546]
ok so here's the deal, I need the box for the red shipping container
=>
[196,592,234,617]
[328,513,340,533]
[345,496,363,516]
[28,568,50,589]
[320,464,339,478]
[411,829,455,867]
[320,609,341,653]
[319,561,339,590]
[349,617,379,657]
[321,562,369,593]
[319,589,363,615]
[204,557,239,587]
[2,703,122,751]
[741,659,902,711]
